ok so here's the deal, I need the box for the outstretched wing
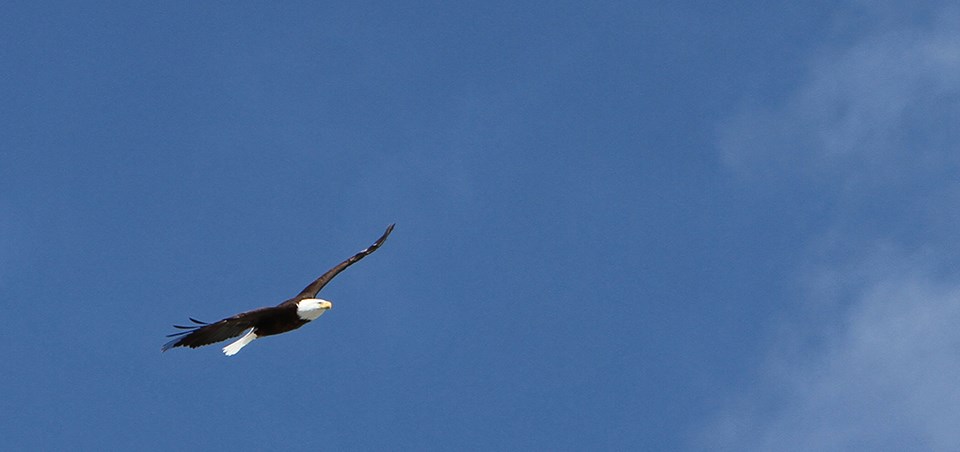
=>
[161,307,276,351]
[289,224,395,302]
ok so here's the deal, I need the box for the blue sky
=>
[3,1,959,450]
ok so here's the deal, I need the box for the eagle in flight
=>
[162,224,394,356]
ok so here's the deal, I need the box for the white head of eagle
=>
[296,298,332,321]
[162,224,394,356]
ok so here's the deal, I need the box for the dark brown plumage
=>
[162,224,394,354]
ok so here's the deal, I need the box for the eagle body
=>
[248,306,309,336]
[162,224,393,356]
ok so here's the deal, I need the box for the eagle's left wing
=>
[288,224,394,303]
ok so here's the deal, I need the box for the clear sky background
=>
[3,1,960,450]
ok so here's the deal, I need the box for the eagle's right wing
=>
[162,307,275,351]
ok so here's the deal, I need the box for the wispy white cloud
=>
[719,7,960,189]
[704,253,960,451]
[703,4,960,451]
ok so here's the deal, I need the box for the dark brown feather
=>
[287,223,394,303]
[162,224,395,353]
[162,307,278,351]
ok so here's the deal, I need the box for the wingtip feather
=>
[161,337,179,352]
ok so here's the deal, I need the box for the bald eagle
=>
[162,224,394,356]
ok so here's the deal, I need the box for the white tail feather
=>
[223,330,257,356]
